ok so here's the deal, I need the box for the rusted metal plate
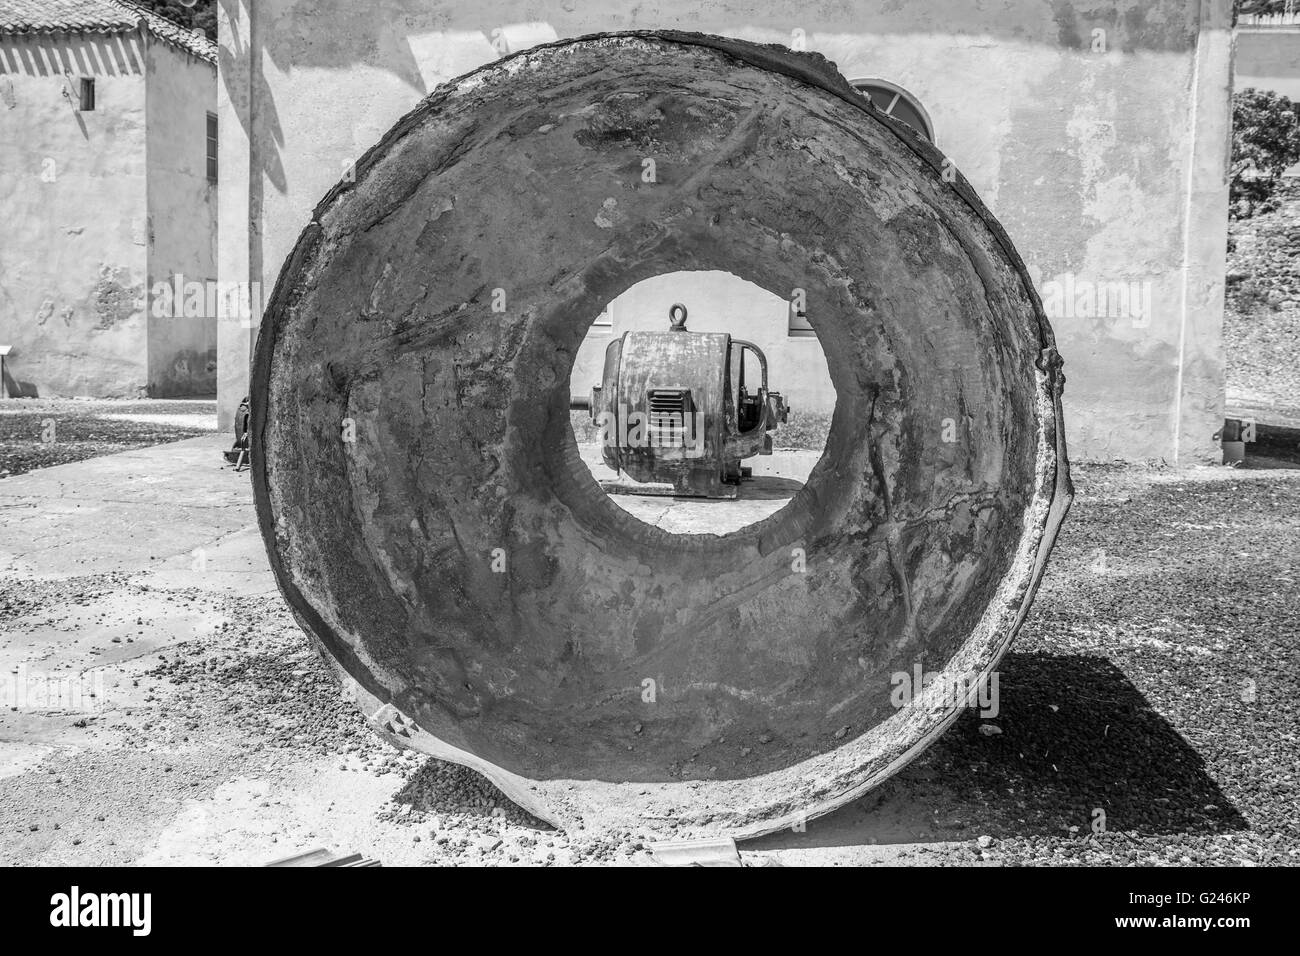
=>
[251,31,1071,838]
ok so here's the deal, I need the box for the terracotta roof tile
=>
[0,0,215,62]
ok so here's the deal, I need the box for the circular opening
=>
[566,270,834,537]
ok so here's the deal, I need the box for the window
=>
[591,304,613,332]
[851,80,933,142]
[78,78,95,112]
[788,299,815,337]
[206,112,218,184]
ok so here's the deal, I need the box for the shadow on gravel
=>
[726,475,804,499]
[751,652,1246,850]
[1240,427,1300,469]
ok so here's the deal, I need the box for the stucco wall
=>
[145,38,218,397]
[0,33,149,397]
[569,272,835,417]
[217,0,1233,462]
[215,2,255,427]
[1236,26,1300,100]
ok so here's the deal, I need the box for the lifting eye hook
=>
[668,303,688,331]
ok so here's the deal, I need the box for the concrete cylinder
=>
[252,31,1072,838]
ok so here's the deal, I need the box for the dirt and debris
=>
[1,452,1296,865]
[0,399,215,478]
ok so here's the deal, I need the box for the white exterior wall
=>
[569,272,834,417]
[1235,20,1300,100]
[217,0,1234,463]
[145,37,218,397]
[0,27,216,398]
[0,32,149,397]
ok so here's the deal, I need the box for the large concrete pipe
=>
[252,31,1072,838]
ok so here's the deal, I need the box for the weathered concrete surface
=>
[0,34,150,398]
[254,33,1070,836]
[0,438,432,867]
[145,40,219,398]
[0,436,257,580]
[214,2,256,429]
[219,0,1232,463]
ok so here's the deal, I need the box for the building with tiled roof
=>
[0,0,214,61]
[0,0,217,397]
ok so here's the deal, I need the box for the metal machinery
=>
[572,304,789,498]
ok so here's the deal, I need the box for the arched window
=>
[851,79,934,142]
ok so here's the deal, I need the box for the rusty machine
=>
[571,304,788,498]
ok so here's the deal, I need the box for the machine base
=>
[599,478,740,500]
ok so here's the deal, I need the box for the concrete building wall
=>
[0,33,149,397]
[217,0,1233,463]
[569,272,835,417]
[145,38,218,397]
[215,2,255,424]
[1236,22,1300,100]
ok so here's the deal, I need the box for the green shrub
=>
[1231,89,1300,219]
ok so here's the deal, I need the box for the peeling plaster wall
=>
[0,33,149,397]
[217,0,1233,461]
[1235,25,1300,100]
[145,39,217,397]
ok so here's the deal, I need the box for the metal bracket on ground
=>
[648,836,743,867]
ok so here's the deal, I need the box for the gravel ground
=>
[0,399,216,479]
[2,457,1295,866]
[136,599,647,864]
[857,462,1299,866]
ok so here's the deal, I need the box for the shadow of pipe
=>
[745,652,1246,851]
